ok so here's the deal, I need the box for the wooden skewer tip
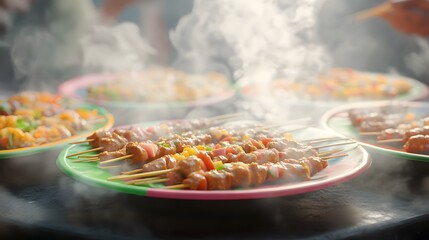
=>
[108,168,175,181]
[360,131,381,136]
[132,178,168,185]
[70,139,94,145]
[99,155,133,165]
[67,147,103,158]
[315,141,356,149]
[164,184,188,189]
[377,138,403,144]
[121,168,144,175]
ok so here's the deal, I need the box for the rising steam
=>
[170,0,331,120]
[405,37,429,80]
[8,0,154,91]
[171,0,331,85]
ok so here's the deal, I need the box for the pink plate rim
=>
[58,72,236,109]
[112,123,372,200]
[145,147,370,200]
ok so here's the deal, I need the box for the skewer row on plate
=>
[0,91,105,149]
[350,106,429,153]
[69,118,354,191]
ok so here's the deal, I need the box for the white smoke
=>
[170,0,331,120]
[405,37,429,79]
[81,22,155,74]
[171,0,330,85]
[8,0,154,91]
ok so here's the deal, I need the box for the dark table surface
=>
[1,143,429,239]
[0,95,429,239]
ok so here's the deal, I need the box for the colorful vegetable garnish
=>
[86,68,230,103]
[0,91,106,150]
[248,68,413,101]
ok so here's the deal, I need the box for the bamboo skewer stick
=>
[67,147,103,158]
[108,168,174,181]
[307,137,351,145]
[164,184,188,189]
[78,154,99,158]
[70,139,94,145]
[122,168,144,175]
[354,2,392,21]
[132,178,168,185]
[125,176,161,185]
[359,131,381,136]
[98,155,133,164]
[318,148,345,157]
[377,138,403,144]
[314,140,356,149]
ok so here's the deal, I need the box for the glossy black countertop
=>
[0,146,429,240]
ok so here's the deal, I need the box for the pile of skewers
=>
[67,114,355,190]
[243,68,412,102]
[349,106,429,153]
[0,91,106,149]
[87,68,231,102]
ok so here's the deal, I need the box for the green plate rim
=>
[237,71,429,103]
[320,100,429,162]
[57,126,371,199]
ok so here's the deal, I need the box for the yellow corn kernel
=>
[183,147,197,156]
[242,135,250,141]
[236,146,245,153]
[196,145,206,151]
[173,153,185,161]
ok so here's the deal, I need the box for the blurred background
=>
[0,0,428,91]
[0,0,427,124]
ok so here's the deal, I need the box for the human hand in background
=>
[380,0,429,36]
[100,0,138,22]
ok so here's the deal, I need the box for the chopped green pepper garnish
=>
[157,141,171,148]
[16,118,36,132]
[213,161,224,171]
